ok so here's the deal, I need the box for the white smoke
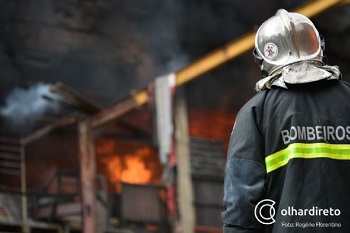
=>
[0,83,56,119]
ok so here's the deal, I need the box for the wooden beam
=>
[79,121,97,233]
[51,82,102,114]
[89,97,138,128]
[20,117,76,145]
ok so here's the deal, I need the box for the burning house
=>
[0,0,349,233]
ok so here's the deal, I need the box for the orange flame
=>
[121,153,152,183]
[96,139,162,193]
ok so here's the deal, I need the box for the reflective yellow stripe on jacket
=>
[265,143,350,173]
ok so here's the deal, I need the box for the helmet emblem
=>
[264,43,278,60]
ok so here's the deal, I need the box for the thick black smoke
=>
[0,0,348,114]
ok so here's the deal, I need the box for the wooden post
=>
[20,145,29,233]
[174,87,195,233]
[79,121,97,233]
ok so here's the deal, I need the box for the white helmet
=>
[253,9,325,77]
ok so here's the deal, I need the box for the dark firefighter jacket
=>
[222,79,350,233]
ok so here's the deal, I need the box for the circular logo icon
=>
[254,199,276,225]
[264,43,278,60]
